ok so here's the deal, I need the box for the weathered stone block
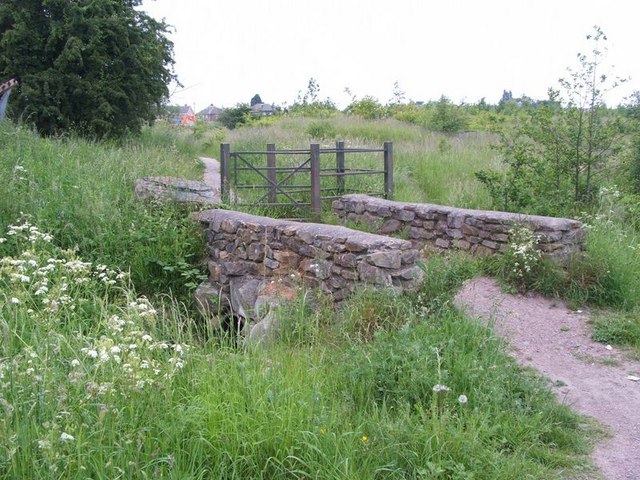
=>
[379,219,402,234]
[273,250,300,268]
[396,209,415,222]
[490,233,509,243]
[221,260,253,276]
[220,218,238,233]
[247,242,265,261]
[339,268,358,280]
[376,206,392,217]
[357,262,392,286]
[354,202,366,214]
[435,238,450,249]
[298,230,314,245]
[461,223,480,236]
[263,258,280,270]
[334,252,358,268]
[481,240,498,250]
[401,249,420,265]
[456,239,471,250]
[345,240,367,252]
[367,251,402,269]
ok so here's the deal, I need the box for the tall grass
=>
[0,123,206,300]
[223,115,499,216]
[0,117,611,478]
[0,221,596,479]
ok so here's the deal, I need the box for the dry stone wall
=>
[193,209,424,307]
[333,194,585,261]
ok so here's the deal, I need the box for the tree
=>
[346,96,387,119]
[0,0,176,138]
[476,26,626,216]
[429,95,468,133]
[217,104,251,129]
[250,94,262,106]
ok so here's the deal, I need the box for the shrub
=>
[306,120,336,140]
[428,96,469,133]
[346,96,387,120]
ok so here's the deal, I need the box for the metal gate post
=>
[336,141,345,196]
[384,141,394,199]
[310,144,321,222]
[220,143,231,204]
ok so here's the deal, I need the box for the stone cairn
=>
[333,194,585,263]
[193,209,424,345]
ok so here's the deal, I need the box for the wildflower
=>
[83,349,98,359]
[360,435,368,443]
[59,432,75,442]
[71,359,81,368]
[10,297,21,304]
[458,394,468,404]
[432,384,450,393]
[37,439,51,450]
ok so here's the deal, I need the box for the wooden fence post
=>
[267,143,277,204]
[384,141,394,200]
[310,144,321,222]
[220,143,231,204]
[336,141,345,196]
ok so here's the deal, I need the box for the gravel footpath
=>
[455,277,640,480]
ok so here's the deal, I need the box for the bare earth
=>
[454,277,640,480]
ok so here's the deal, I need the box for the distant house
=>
[169,105,196,126]
[199,104,222,122]
[250,103,275,116]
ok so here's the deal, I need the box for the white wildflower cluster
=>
[506,224,541,280]
[5,220,53,244]
[1,221,186,400]
[13,164,28,181]
[76,301,190,394]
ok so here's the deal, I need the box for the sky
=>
[141,0,640,111]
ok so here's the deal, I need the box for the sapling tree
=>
[476,26,627,215]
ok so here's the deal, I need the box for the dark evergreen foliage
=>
[250,94,262,106]
[0,0,176,137]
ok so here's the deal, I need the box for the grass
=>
[223,115,499,216]
[6,114,638,478]
[0,122,207,302]
[0,225,595,478]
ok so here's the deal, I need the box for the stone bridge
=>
[191,197,584,343]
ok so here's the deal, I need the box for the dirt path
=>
[454,277,640,480]
[199,156,221,201]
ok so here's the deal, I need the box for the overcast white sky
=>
[141,0,640,111]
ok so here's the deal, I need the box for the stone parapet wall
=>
[333,194,585,261]
[193,209,424,304]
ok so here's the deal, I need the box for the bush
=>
[306,120,336,140]
[346,96,387,120]
[429,96,469,133]
[218,104,251,129]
